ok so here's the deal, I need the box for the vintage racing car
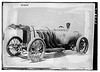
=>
[5,24,89,62]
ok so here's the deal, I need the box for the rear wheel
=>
[76,36,89,54]
[6,37,22,56]
[27,38,46,62]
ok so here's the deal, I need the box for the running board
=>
[46,48,65,52]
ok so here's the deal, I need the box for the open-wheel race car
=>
[5,23,89,62]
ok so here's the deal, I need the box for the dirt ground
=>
[2,39,93,70]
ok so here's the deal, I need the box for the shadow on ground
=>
[18,50,78,63]
[44,50,77,59]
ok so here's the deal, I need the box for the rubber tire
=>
[76,36,89,54]
[6,36,22,56]
[27,37,46,62]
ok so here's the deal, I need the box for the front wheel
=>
[27,38,46,62]
[6,37,22,56]
[76,36,89,54]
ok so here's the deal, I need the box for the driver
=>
[66,22,70,30]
